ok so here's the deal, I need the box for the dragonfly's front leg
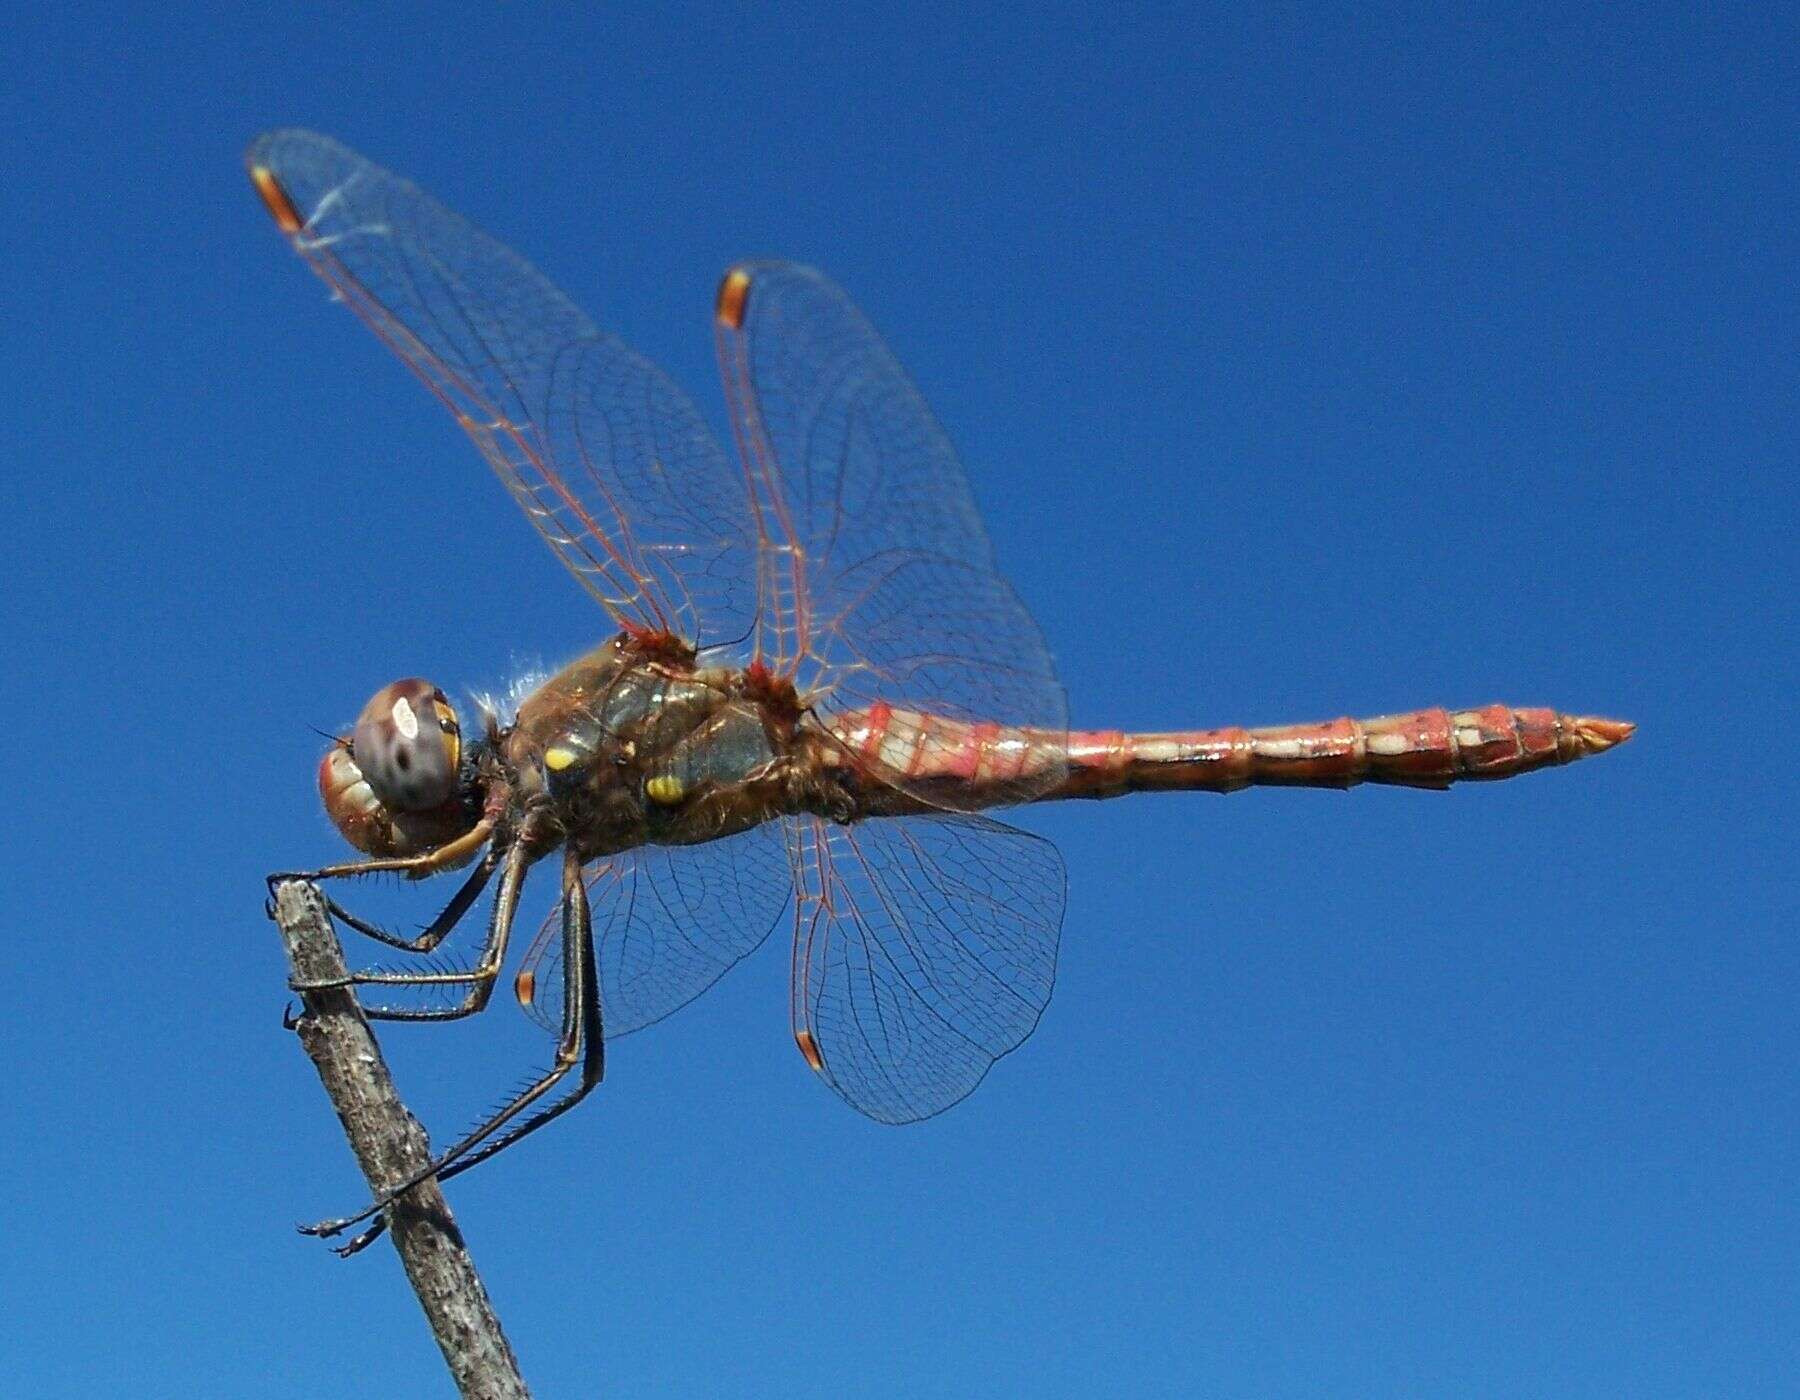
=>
[304,844,606,1256]
[284,841,531,1024]
[266,820,496,954]
[315,846,497,961]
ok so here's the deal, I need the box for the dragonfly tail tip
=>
[1570,715,1635,757]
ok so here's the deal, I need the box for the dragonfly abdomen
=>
[823,701,1064,813]
[823,703,1631,812]
[1052,705,1633,799]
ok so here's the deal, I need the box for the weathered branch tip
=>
[269,879,532,1400]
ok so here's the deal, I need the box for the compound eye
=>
[350,678,461,812]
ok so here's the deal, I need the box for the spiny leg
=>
[304,845,606,1254]
[265,820,496,953]
[267,821,494,953]
[320,845,498,955]
[291,842,531,1024]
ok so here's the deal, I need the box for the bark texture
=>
[271,879,530,1399]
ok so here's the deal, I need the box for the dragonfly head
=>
[317,678,484,860]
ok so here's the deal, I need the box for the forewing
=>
[516,824,791,1038]
[785,812,1066,1124]
[715,261,1067,803]
[248,129,756,645]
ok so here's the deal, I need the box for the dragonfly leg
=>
[289,843,531,1024]
[266,818,495,889]
[266,820,497,953]
[305,845,499,956]
[304,846,605,1256]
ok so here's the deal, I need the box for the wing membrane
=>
[715,262,1067,804]
[785,812,1065,1123]
[516,824,790,1038]
[248,129,756,645]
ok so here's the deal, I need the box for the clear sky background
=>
[2,4,1793,1396]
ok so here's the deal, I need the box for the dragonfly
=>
[251,130,1632,1254]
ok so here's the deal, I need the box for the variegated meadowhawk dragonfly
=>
[252,130,1632,1253]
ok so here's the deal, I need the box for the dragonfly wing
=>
[784,812,1066,1123]
[801,549,1066,809]
[248,129,757,646]
[714,261,1067,804]
[516,823,791,1038]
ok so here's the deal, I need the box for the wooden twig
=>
[270,879,531,1400]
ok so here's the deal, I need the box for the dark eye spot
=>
[396,750,412,772]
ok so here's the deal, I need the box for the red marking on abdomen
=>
[825,707,1060,804]
[858,700,894,765]
[1066,730,1128,772]
[946,722,1002,780]
[905,712,936,777]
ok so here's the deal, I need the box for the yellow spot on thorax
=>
[645,774,685,805]
[544,747,578,772]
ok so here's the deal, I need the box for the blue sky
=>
[2,4,1793,1396]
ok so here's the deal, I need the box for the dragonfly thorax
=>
[503,635,802,860]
